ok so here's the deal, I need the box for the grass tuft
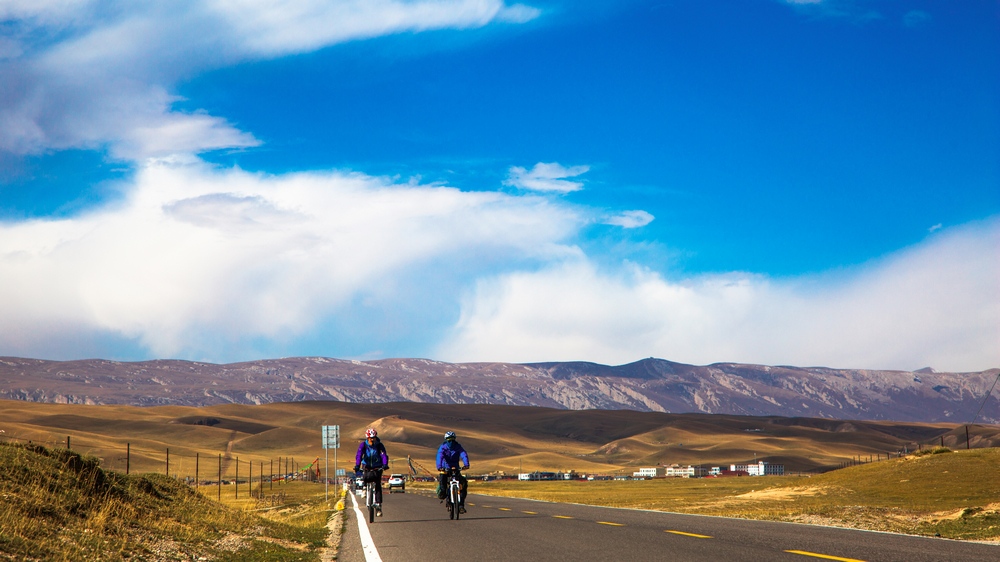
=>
[913,446,953,456]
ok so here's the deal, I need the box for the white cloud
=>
[778,0,881,20]
[496,3,540,23]
[604,210,654,228]
[0,157,582,359]
[0,0,539,159]
[504,162,590,193]
[438,218,1000,372]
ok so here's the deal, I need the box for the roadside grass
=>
[446,448,1000,541]
[0,441,334,561]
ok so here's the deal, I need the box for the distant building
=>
[664,464,708,478]
[518,471,573,481]
[730,462,784,476]
[710,466,748,477]
[633,467,666,477]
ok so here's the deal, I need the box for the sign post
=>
[321,425,340,501]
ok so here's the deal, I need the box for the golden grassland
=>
[4,398,993,481]
[419,447,1000,541]
[3,396,1000,557]
[0,441,338,561]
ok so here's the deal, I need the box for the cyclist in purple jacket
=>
[436,431,470,513]
[354,428,389,516]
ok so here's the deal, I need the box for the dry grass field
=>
[451,447,1000,541]
[3,398,994,480]
[2,397,999,558]
[0,441,336,561]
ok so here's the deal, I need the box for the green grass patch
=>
[0,442,335,561]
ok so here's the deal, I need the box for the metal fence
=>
[0,432,325,501]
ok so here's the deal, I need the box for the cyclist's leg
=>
[437,471,448,499]
[457,472,468,505]
[374,470,383,505]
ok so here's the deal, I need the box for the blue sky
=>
[0,0,997,371]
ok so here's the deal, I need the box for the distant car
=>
[387,474,405,492]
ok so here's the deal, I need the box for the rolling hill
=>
[3,399,999,477]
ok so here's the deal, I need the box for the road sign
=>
[322,425,339,449]
[336,469,346,476]
[321,425,340,501]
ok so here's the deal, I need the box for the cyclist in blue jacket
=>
[354,428,389,516]
[436,431,470,513]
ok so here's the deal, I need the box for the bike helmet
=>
[365,428,377,439]
[444,431,456,440]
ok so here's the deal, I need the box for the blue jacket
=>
[355,438,388,469]
[436,440,469,470]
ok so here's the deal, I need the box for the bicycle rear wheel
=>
[367,484,375,523]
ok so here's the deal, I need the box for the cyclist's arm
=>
[355,442,365,468]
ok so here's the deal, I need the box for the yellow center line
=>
[553,515,574,519]
[597,521,624,526]
[522,511,537,514]
[665,530,712,538]
[498,508,511,511]
[785,551,867,562]
[481,505,492,508]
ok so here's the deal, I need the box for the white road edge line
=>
[350,492,383,562]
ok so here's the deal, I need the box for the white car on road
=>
[387,474,405,492]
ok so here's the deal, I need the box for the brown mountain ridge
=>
[1,356,997,424]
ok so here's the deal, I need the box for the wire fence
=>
[0,432,339,502]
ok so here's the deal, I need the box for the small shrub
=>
[913,447,952,456]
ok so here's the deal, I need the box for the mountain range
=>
[2,356,997,424]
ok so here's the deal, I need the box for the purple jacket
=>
[355,438,389,469]
[436,440,469,470]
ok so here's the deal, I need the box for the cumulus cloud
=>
[0,157,583,359]
[438,218,1000,372]
[504,162,590,193]
[0,0,539,159]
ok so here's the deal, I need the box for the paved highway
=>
[339,489,999,561]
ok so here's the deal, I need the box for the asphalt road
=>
[339,488,999,562]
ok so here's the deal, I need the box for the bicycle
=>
[442,467,464,520]
[360,468,382,523]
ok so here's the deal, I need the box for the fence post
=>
[127,443,130,475]
[196,453,199,489]
[166,448,170,477]
[966,426,971,449]
[270,459,273,492]
[236,457,239,500]
[66,436,70,450]
[218,454,222,501]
